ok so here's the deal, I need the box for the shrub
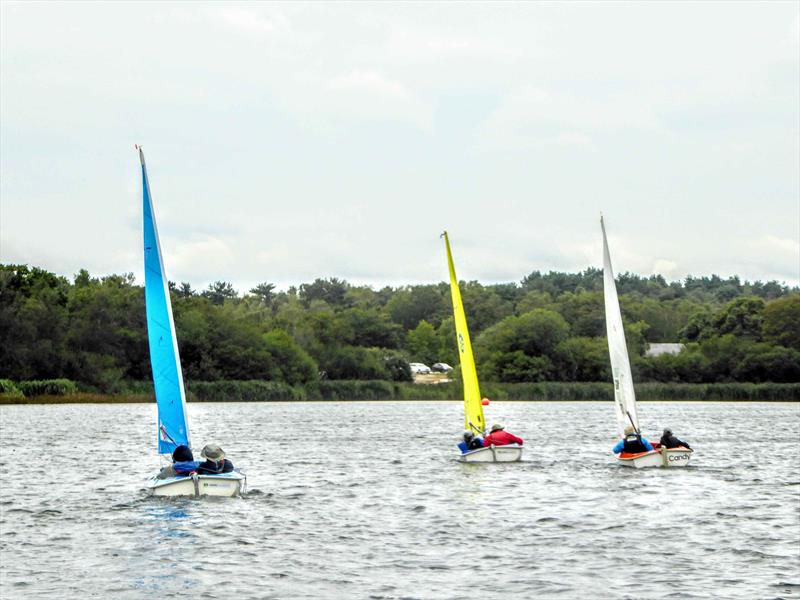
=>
[188,380,304,402]
[17,379,78,396]
[0,379,24,398]
[316,380,396,400]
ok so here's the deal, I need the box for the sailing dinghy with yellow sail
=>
[442,232,522,463]
[601,216,692,468]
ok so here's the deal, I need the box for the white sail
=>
[601,216,638,437]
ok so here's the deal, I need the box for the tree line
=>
[1,263,798,392]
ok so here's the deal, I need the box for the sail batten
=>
[601,216,638,437]
[442,232,485,434]
[141,149,190,455]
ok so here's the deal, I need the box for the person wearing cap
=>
[457,430,484,453]
[157,444,201,479]
[195,444,235,474]
[482,424,523,447]
[612,425,654,454]
[659,428,691,450]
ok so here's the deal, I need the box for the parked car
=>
[431,363,453,373]
[408,362,432,374]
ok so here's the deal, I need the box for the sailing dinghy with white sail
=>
[442,232,522,463]
[138,147,246,496]
[601,216,692,468]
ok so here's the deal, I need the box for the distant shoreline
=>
[3,380,797,404]
[2,393,798,405]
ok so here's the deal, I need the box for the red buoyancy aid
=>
[483,430,524,446]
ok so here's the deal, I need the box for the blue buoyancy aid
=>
[173,460,201,475]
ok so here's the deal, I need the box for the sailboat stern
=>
[459,444,523,463]
[616,447,693,468]
[147,471,247,497]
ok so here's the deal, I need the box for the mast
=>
[442,231,486,434]
[601,216,638,437]
[140,147,191,454]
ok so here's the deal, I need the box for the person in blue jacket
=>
[613,425,654,454]
[457,431,484,454]
[157,444,201,479]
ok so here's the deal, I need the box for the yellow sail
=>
[442,231,486,434]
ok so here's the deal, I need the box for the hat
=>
[201,444,225,463]
[663,428,672,436]
[172,444,194,462]
[463,430,475,440]
[490,424,505,432]
[624,425,635,435]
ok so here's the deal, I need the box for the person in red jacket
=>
[483,424,523,447]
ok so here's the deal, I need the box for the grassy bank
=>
[1,379,798,404]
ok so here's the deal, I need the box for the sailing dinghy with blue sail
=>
[601,216,692,468]
[139,147,246,496]
[442,231,522,463]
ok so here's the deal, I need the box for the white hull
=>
[459,444,523,463]
[616,447,693,468]
[147,471,247,497]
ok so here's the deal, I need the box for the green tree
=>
[710,296,765,339]
[202,281,237,305]
[262,329,318,384]
[483,350,554,382]
[555,337,609,381]
[299,278,350,307]
[732,344,800,383]
[406,320,440,364]
[250,282,276,307]
[556,291,604,337]
[461,281,513,334]
[387,284,448,330]
[340,307,402,349]
[763,295,800,351]
[475,309,569,381]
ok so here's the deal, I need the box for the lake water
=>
[0,401,798,599]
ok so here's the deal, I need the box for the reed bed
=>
[1,378,797,403]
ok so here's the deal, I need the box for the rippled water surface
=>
[1,401,799,599]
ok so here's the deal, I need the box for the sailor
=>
[660,428,691,450]
[613,425,654,454]
[157,444,201,479]
[196,444,235,474]
[457,431,484,453]
[483,424,524,447]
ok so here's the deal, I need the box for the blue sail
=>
[140,148,190,455]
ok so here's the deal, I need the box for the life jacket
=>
[468,437,484,450]
[622,433,648,454]
[173,460,201,475]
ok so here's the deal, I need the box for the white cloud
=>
[323,69,432,128]
[168,236,237,283]
[652,259,679,280]
[474,86,660,151]
[750,234,800,256]
[213,6,289,35]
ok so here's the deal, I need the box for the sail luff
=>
[601,216,638,437]
[141,149,191,455]
[442,232,485,434]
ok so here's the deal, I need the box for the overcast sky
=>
[1,2,798,293]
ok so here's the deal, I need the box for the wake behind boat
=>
[601,216,693,469]
[442,231,522,463]
[138,147,246,496]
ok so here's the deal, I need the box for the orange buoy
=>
[481,397,490,406]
